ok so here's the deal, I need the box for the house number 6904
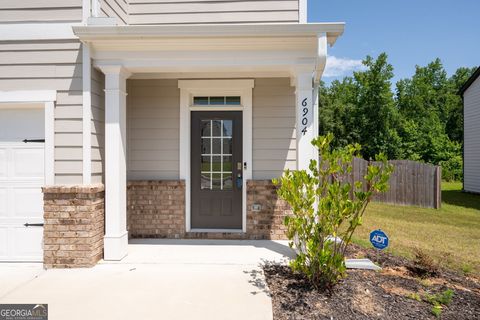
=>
[301,98,308,135]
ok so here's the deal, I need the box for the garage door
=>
[0,107,44,262]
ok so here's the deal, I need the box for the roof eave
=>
[73,23,345,47]
[459,66,480,96]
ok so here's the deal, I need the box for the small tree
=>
[273,134,393,289]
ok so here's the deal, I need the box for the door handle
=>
[24,223,44,227]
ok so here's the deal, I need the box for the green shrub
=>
[440,155,463,182]
[273,134,393,289]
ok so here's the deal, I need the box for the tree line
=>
[318,53,477,181]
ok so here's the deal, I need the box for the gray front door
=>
[191,111,243,229]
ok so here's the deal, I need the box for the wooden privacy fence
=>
[351,158,442,209]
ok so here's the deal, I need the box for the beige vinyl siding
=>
[464,77,480,193]
[91,66,105,184]
[253,78,296,179]
[0,0,82,23]
[128,0,299,25]
[127,79,180,180]
[100,0,129,25]
[0,39,83,184]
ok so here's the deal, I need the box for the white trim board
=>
[82,44,92,185]
[178,79,254,233]
[0,90,56,185]
[0,24,79,41]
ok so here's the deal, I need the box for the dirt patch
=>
[263,244,480,320]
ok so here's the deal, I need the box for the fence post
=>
[433,166,442,209]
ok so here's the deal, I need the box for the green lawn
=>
[352,181,480,277]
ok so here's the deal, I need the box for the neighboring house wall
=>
[127,0,299,25]
[464,77,480,193]
[0,0,82,23]
[126,78,295,181]
[100,0,128,25]
[0,40,83,185]
[253,78,296,179]
[91,66,105,184]
[127,79,180,180]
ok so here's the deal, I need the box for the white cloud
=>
[323,56,366,78]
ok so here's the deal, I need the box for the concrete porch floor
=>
[0,240,294,320]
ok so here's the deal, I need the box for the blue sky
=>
[309,0,480,85]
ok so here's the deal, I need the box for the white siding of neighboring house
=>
[127,79,180,180]
[126,0,299,25]
[0,40,83,185]
[464,77,480,193]
[253,78,296,179]
[100,0,128,25]
[91,66,105,184]
[0,0,82,23]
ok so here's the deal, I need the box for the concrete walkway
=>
[0,240,294,320]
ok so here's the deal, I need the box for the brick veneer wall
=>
[126,179,289,240]
[127,180,185,238]
[246,180,291,240]
[42,185,105,268]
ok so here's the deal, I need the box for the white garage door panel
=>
[12,148,44,178]
[12,226,43,261]
[0,228,7,258]
[13,188,44,218]
[0,188,6,216]
[0,107,44,262]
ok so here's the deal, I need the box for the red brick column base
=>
[42,185,105,268]
[127,180,185,239]
[247,180,291,240]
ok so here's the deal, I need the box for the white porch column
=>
[294,72,316,171]
[100,65,130,261]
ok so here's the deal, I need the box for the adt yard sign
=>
[370,229,389,250]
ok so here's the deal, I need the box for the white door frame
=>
[178,80,254,233]
[0,90,56,185]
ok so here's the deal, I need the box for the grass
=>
[352,181,480,276]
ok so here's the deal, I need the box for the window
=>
[193,96,241,106]
[200,119,233,190]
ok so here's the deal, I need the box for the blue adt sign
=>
[370,229,389,250]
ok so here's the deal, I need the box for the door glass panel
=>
[201,120,211,136]
[212,138,221,154]
[212,120,222,136]
[211,156,221,172]
[201,138,211,154]
[212,173,222,190]
[201,172,211,190]
[200,119,234,191]
[223,156,232,171]
[223,138,232,155]
[222,121,233,136]
[201,156,211,172]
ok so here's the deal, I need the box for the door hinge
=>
[24,223,44,227]
[22,139,45,143]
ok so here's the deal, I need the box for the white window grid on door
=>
[200,119,232,190]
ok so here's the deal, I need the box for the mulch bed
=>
[263,244,480,320]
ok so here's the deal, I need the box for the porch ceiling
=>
[73,23,345,79]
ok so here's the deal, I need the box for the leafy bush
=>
[273,134,393,289]
[440,154,463,182]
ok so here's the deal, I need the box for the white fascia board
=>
[0,90,57,103]
[0,23,78,41]
[73,23,345,46]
